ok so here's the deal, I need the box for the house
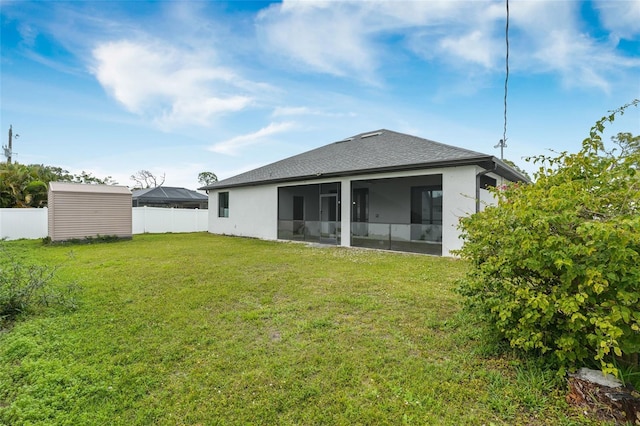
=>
[48,182,132,242]
[200,129,528,256]
[132,186,208,209]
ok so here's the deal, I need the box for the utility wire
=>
[501,0,510,158]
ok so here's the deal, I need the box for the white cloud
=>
[256,0,640,92]
[271,106,356,118]
[209,121,296,155]
[439,30,501,69]
[257,1,507,80]
[272,106,313,116]
[508,1,640,91]
[91,39,253,129]
[595,0,640,38]
[257,1,377,80]
[532,30,610,91]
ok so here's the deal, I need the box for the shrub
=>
[456,100,640,377]
[0,243,79,326]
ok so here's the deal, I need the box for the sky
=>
[1,0,639,190]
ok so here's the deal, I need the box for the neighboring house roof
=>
[201,129,529,190]
[49,182,131,194]
[132,186,208,203]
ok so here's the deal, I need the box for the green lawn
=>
[0,233,603,425]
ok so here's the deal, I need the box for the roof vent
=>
[361,131,382,139]
[336,137,354,144]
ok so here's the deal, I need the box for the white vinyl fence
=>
[0,207,208,241]
[0,208,49,241]
[132,206,208,234]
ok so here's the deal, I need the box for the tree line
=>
[0,163,218,208]
[0,163,115,208]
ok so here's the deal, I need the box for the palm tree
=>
[0,163,48,207]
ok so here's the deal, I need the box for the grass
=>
[0,233,606,425]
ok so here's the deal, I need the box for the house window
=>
[218,192,229,217]
[411,186,443,225]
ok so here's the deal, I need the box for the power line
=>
[495,0,509,160]
[503,0,509,149]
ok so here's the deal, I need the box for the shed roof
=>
[132,186,207,202]
[201,129,529,190]
[49,182,131,194]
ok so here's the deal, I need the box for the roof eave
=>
[201,156,515,190]
[490,157,531,183]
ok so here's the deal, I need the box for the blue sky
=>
[1,0,639,189]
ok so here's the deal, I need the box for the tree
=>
[130,170,165,189]
[198,171,218,186]
[31,164,115,185]
[0,163,116,208]
[456,100,640,377]
[502,158,531,181]
[611,132,640,157]
[0,163,47,207]
[70,170,117,185]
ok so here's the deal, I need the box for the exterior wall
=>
[206,165,501,256]
[368,179,408,224]
[339,177,351,247]
[278,185,320,221]
[441,166,477,256]
[479,188,493,210]
[478,172,502,211]
[363,174,442,224]
[208,185,278,240]
[48,183,132,242]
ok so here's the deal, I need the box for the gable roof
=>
[201,129,529,190]
[132,186,207,202]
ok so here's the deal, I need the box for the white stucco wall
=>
[479,187,496,211]
[278,185,320,220]
[441,166,478,257]
[206,165,500,256]
[478,172,503,211]
[368,179,408,224]
[363,175,442,224]
[208,185,278,240]
[340,178,351,247]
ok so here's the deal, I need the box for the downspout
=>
[476,161,498,213]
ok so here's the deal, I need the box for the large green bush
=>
[456,100,640,376]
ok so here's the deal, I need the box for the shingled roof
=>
[132,186,207,203]
[202,129,528,190]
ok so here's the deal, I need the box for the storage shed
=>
[48,182,132,242]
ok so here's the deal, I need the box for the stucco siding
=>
[278,185,320,221]
[208,185,278,240]
[479,171,502,211]
[441,166,479,256]
[206,165,498,256]
[364,174,442,224]
[339,177,351,247]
